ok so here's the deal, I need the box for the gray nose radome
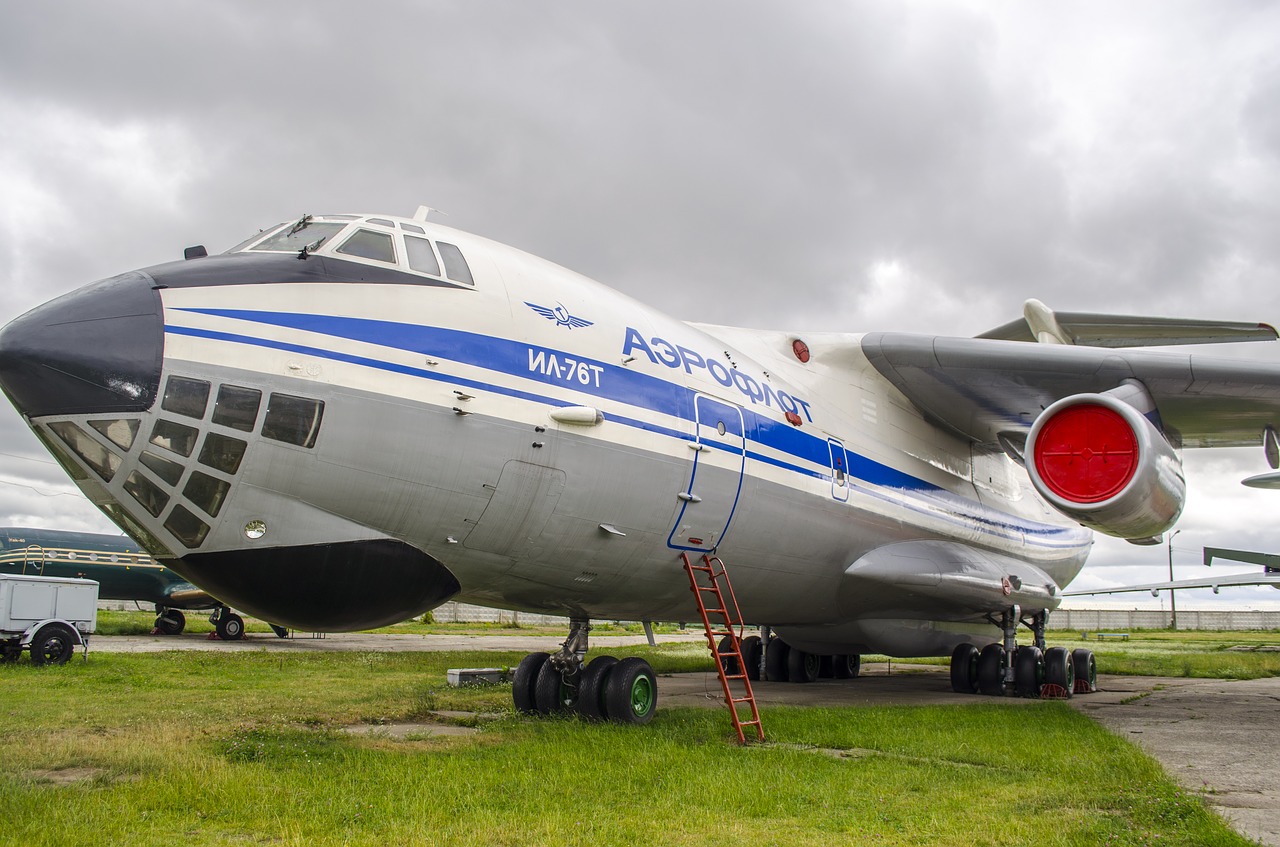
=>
[0,270,164,418]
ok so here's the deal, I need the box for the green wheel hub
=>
[629,674,655,716]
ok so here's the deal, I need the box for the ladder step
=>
[681,550,763,743]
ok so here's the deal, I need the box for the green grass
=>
[94,609,697,638]
[0,648,1253,846]
[873,628,1280,680]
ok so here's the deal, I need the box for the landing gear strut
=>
[153,607,186,636]
[950,606,1095,698]
[209,606,245,641]
[512,618,657,724]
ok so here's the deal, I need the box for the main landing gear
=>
[949,605,1097,699]
[512,618,659,725]
[723,628,861,684]
[153,607,186,636]
[209,606,245,641]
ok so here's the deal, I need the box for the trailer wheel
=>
[30,623,76,666]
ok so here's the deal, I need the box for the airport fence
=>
[1052,608,1280,631]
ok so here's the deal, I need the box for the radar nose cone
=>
[0,270,164,418]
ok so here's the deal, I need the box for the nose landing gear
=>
[512,618,658,724]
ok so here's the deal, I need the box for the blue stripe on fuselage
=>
[167,308,1080,544]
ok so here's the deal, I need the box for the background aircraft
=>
[1,209,1278,724]
[0,526,282,639]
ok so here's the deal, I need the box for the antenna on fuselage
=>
[414,205,448,221]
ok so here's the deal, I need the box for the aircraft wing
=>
[861,330,1280,451]
[1063,572,1280,596]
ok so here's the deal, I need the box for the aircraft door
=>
[828,438,850,502]
[24,545,44,575]
[668,394,746,552]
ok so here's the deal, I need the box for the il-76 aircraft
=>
[2,208,1278,724]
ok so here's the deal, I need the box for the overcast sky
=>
[2,1,1279,609]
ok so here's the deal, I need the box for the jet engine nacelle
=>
[1025,392,1185,540]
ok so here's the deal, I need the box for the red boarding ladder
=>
[681,552,764,743]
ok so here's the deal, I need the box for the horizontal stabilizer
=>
[1202,547,1280,570]
[979,299,1277,348]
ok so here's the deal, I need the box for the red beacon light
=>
[792,339,810,363]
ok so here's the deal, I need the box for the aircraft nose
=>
[0,270,164,418]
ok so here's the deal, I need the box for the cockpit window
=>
[249,222,346,254]
[336,229,396,264]
[404,235,441,276]
[437,241,474,285]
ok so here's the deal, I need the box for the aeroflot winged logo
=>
[525,301,594,330]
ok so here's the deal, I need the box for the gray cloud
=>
[2,1,1279,604]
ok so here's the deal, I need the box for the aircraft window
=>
[123,470,170,518]
[34,428,89,481]
[337,229,396,264]
[437,242,474,285]
[164,505,210,549]
[49,422,122,482]
[88,419,140,451]
[100,503,173,558]
[262,394,324,448]
[249,221,346,253]
[212,385,262,432]
[199,433,248,475]
[401,223,425,234]
[368,218,395,227]
[162,376,211,419]
[140,450,184,486]
[405,235,441,276]
[149,419,200,457]
[184,471,230,518]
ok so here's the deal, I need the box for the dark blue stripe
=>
[167,310,1082,543]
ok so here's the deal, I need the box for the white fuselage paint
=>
[147,214,1094,651]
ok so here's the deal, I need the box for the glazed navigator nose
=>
[0,270,164,418]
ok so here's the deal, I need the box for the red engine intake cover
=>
[1032,402,1138,504]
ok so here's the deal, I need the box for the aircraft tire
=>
[512,652,550,714]
[833,654,861,679]
[575,655,618,721]
[1071,648,1097,693]
[976,643,1006,696]
[533,660,572,714]
[30,622,76,666]
[216,613,245,641]
[1043,647,1074,698]
[764,637,790,682]
[739,636,762,681]
[1014,646,1044,698]
[155,610,185,636]
[604,657,657,725]
[786,648,819,683]
[949,643,980,693]
[716,635,739,675]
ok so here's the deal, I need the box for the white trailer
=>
[0,573,98,665]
